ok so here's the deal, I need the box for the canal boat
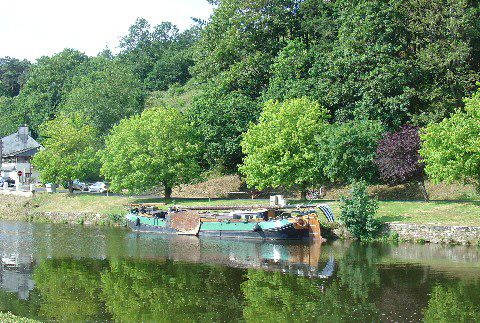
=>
[125,204,334,240]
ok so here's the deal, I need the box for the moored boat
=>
[125,204,334,240]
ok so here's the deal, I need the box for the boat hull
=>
[126,215,309,240]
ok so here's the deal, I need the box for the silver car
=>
[88,182,108,193]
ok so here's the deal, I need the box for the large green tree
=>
[420,89,480,190]
[60,56,145,131]
[32,113,101,192]
[119,18,199,91]
[317,120,384,184]
[13,49,88,135]
[0,97,19,137]
[101,106,202,198]
[192,0,305,98]
[187,87,259,171]
[0,57,31,97]
[239,98,329,199]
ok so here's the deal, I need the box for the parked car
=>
[72,180,87,191]
[88,182,108,193]
[0,177,15,187]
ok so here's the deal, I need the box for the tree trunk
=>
[300,189,307,201]
[164,186,172,200]
[418,180,429,202]
[68,180,74,194]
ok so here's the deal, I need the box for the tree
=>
[192,0,305,98]
[14,49,88,135]
[317,120,384,184]
[101,106,202,198]
[187,87,259,171]
[0,97,19,137]
[60,57,145,131]
[0,57,31,97]
[420,89,480,191]
[239,98,329,199]
[32,113,101,193]
[263,40,312,101]
[375,125,429,201]
[119,18,199,91]
[309,1,412,128]
[403,0,480,125]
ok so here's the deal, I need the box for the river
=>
[0,220,478,322]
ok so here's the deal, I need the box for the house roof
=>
[1,133,41,157]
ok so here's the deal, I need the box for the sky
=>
[0,0,213,62]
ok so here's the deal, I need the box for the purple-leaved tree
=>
[375,125,429,201]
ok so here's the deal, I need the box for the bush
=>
[340,181,380,240]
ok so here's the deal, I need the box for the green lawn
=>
[28,194,480,226]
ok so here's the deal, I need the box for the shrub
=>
[375,125,429,201]
[340,181,380,240]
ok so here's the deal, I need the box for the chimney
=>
[18,125,29,144]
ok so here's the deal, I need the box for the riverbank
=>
[0,193,479,244]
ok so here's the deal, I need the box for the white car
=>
[88,182,108,193]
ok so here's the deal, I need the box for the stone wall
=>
[329,222,480,245]
[383,223,480,245]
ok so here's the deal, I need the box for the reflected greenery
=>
[423,282,480,323]
[0,290,41,321]
[33,259,109,321]
[0,221,479,321]
[101,259,244,322]
[336,242,381,300]
[242,270,378,322]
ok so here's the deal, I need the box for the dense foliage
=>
[375,125,429,201]
[340,181,380,240]
[239,98,329,198]
[32,113,101,192]
[2,0,480,194]
[317,120,384,185]
[101,107,202,197]
[0,57,30,97]
[420,89,480,191]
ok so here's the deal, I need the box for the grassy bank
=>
[1,193,479,227]
[0,193,479,226]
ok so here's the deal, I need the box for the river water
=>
[0,220,478,322]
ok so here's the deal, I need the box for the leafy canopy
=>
[317,120,384,184]
[420,89,480,190]
[239,98,329,191]
[187,87,259,171]
[32,113,101,185]
[60,57,145,131]
[375,125,425,185]
[101,106,202,194]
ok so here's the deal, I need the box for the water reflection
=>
[0,220,478,321]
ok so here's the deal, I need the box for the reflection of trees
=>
[33,259,109,321]
[241,269,378,322]
[0,289,41,321]
[423,282,480,322]
[100,259,244,321]
[336,242,381,300]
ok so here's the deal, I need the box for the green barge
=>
[126,204,333,240]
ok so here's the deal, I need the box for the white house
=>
[0,126,41,184]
